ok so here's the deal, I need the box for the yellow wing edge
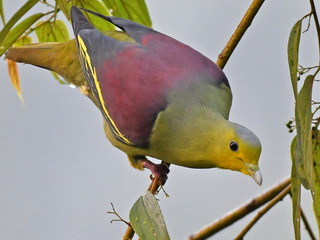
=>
[77,35,133,145]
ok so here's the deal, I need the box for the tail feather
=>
[5,41,85,87]
[5,43,61,69]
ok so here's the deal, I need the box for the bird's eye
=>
[229,141,239,152]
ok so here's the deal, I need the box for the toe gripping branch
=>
[141,158,170,186]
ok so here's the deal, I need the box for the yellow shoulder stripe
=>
[77,35,133,145]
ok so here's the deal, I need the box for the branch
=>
[288,191,318,240]
[122,161,170,239]
[122,226,135,240]
[234,184,291,240]
[300,205,317,240]
[216,0,265,69]
[188,177,291,240]
[309,0,320,66]
[235,184,316,239]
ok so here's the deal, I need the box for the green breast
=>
[147,80,232,167]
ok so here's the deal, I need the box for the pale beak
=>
[252,170,263,186]
[245,163,263,186]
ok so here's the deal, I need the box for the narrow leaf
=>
[288,20,302,100]
[0,13,44,56]
[312,130,320,230]
[0,0,40,44]
[0,0,5,25]
[291,147,301,240]
[72,0,115,31]
[35,20,70,42]
[295,75,314,189]
[129,191,170,240]
[56,0,73,20]
[7,59,23,103]
[51,20,70,41]
[291,136,308,187]
[102,0,152,27]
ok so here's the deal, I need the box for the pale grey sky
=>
[0,0,318,239]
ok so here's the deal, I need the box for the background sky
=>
[0,0,319,239]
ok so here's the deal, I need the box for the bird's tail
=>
[6,42,64,70]
[5,41,85,87]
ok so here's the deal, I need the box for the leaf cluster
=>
[287,1,320,238]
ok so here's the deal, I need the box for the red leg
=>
[141,159,170,185]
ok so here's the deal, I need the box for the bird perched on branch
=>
[5,6,262,185]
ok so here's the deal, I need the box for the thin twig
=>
[302,13,312,33]
[216,0,265,69]
[188,177,291,240]
[40,0,55,8]
[300,205,317,240]
[234,184,291,240]
[107,202,130,225]
[236,185,317,240]
[289,192,317,240]
[20,10,56,38]
[309,0,320,66]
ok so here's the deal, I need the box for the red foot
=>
[142,159,170,185]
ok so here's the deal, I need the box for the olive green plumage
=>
[5,7,262,185]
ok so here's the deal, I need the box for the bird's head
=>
[210,120,262,185]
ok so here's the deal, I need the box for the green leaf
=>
[129,191,170,240]
[35,20,70,42]
[291,148,301,240]
[312,130,320,229]
[0,0,40,45]
[295,75,314,189]
[0,13,44,56]
[0,0,5,25]
[72,0,115,31]
[291,136,308,188]
[288,20,301,100]
[13,35,33,47]
[102,0,152,27]
[56,0,73,20]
